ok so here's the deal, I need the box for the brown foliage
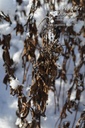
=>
[0,0,85,128]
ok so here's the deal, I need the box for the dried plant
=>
[0,0,85,128]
